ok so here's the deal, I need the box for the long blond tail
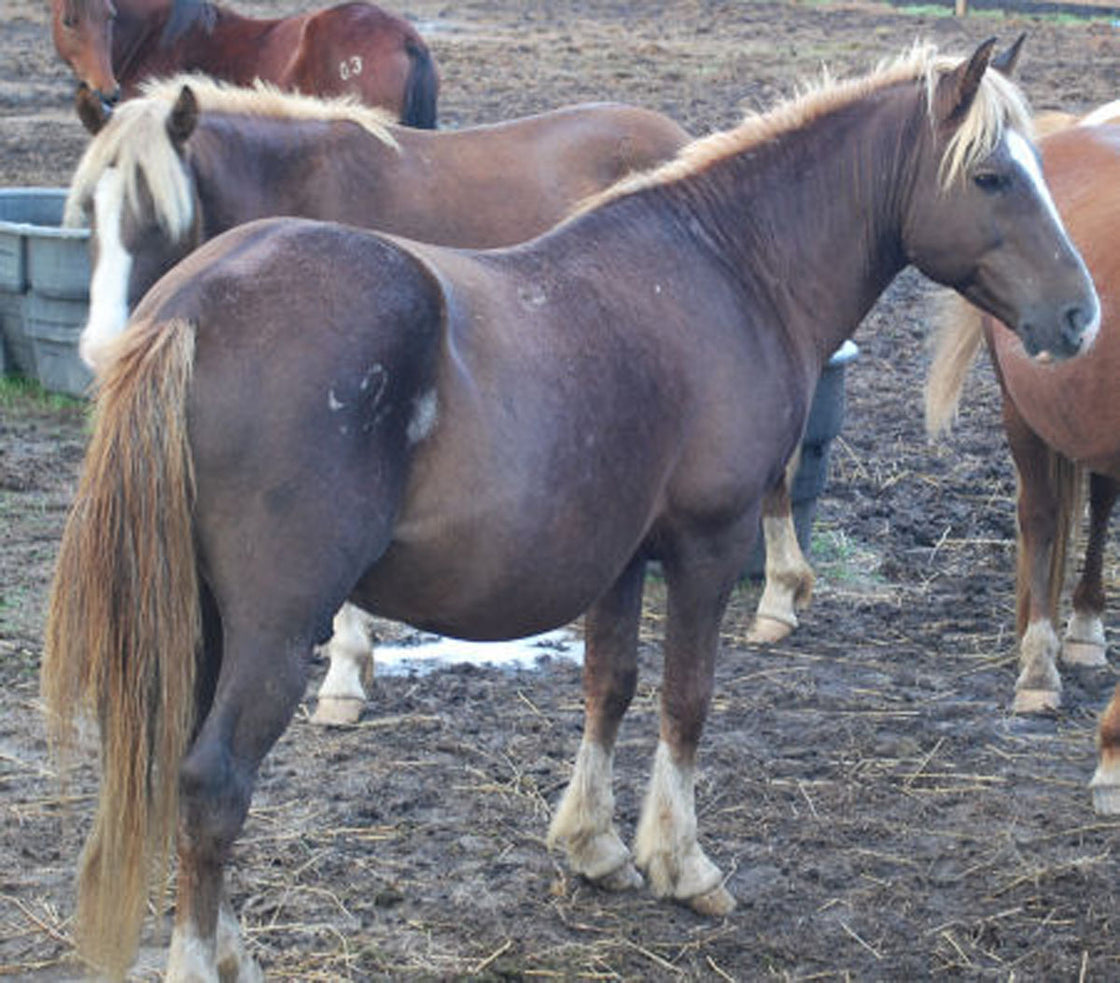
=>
[924,292,986,439]
[41,317,200,980]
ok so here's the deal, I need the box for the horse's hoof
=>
[1012,688,1061,715]
[746,615,794,645]
[310,695,365,726]
[1090,766,1120,815]
[1061,639,1108,667]
[685,883,736,917]
[593,861,644,892]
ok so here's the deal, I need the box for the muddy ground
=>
[3,0,1120,979]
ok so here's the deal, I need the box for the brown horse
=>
[925,117,1120,813]
[64,77,690,725]
[746,91,1120,647]
[926,117,1120,722]
[66,77,689,371]
[42,42,1099,980]
[50,0,439,126]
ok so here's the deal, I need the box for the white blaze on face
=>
[1006,129,1101,350]
[80,166,133,370]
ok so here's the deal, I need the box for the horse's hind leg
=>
[633,533,742,917]
[1062,473,1117,667]
[748,457,815,644]
[311,603,375,726]
[549,558,645,892]
[167,619,312,982]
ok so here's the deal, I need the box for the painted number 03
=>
[339,55,363,80]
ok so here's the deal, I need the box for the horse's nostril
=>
[1062,305,1089,353]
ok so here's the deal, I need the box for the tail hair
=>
[41,317,200,979]
[400,39,439,129]
[924,291,985,439]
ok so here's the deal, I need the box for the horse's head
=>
[66,84,201,371]
[51,0,121,108]
[901,38,1099,362]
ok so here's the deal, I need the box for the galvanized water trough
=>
[0,188,91,396]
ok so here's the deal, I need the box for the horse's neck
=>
[190,116,381,232]
[674,94,915,362]
[112,0,170,85]
[117,0,274,84]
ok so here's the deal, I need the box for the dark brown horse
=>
[43,42,1099,980]
[745,90,1120,648]
[50,0,439,126]
[924,117,1120,806]
[64,75,689,724]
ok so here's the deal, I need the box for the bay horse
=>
[42,42,1099,981]
[64,75,690,725]
[745,87,1120,648]
[50,0,439,126]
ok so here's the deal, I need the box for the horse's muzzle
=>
[1021,297,1101,362]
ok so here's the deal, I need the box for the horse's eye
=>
[974,172,1011,194]
[62,11,78,27]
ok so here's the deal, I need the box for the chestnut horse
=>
[64,76,689,724]
[50,0,439,126]
[747,89,1120,647]
[43,42,1099,981]
[924,118,1120,803]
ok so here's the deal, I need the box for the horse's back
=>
[517,102,689,198]
[989,124,1120,471]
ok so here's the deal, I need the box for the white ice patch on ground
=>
[375,628,583,676]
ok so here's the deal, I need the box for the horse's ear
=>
[991,33,1026,78]
[933,37,997,125]
[75,83,110,135]
[167,85,199,146]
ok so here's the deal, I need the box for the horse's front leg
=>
[1006,413,1064,714]
[167,624,309,982]
[549,558,646,892]
[311,603,374,726]
[633,534,742,917]
[748,456,815,644]
[1092,683,1120,814]
[1063,473,1117,667]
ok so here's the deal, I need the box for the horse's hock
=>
[743,339,860,577]
[0,188,91,396]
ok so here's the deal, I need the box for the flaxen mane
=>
[64,76,398,236]
[577,43,1032,216]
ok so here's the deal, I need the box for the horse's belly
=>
[351,536,627,642]
[994,323,1120,474]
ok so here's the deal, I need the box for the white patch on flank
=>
[407,389,438,444]
[80,168,133,370]
[328,388,345,411]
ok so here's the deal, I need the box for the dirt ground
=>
[3,0,1120,979]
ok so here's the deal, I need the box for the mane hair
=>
[161,0,218,47]
[577,43,1034,215]
[64,75,398,236]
